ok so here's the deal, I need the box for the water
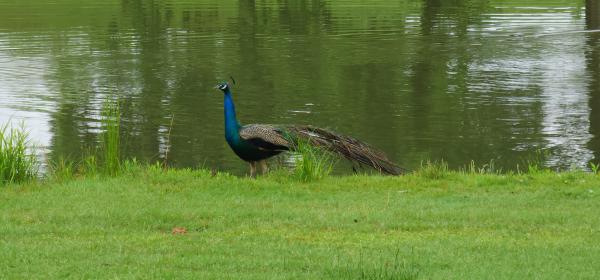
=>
[0,0,599,174]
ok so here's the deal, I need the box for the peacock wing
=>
[239,124,291,151]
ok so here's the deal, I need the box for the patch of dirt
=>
[171,227,187,235]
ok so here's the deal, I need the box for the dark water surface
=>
[1,0,599,174]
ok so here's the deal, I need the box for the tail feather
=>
[285,125,405,175]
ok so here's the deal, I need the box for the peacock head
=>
[214,82,230,92]
[215,77,236,93]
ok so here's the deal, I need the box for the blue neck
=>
[224,90,240,143]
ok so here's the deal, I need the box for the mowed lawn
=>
[1,169,600,279]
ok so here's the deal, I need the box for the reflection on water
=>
[587,0,600,165]
[0,0,598,174]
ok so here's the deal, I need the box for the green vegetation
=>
[101,99,122,176]
[1,166,599,279]
[589,162,599,174]
[1,93,597,279]
[0,122,37,184]
[0,120,598,278]
[45,99,124,181]
[416,160,449,179]
[47,155,77,182]
[290,138,335,182]
[47,153,101,182]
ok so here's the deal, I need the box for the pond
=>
[1,0,599,174]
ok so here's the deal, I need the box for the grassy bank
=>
[1,168,600,279]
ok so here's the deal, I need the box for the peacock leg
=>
[249,161,257,178]
[259,160,269,174]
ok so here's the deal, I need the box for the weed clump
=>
[291,138,334,182]
[101,99,121,176]
[0,122,38,185]
[416,160,448,179]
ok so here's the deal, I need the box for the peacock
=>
[215,81,404,177]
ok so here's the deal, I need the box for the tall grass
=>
[0,122,38,184]
[46,98,157,180]
[590,162,600,174]
[47,99,125,179]
[416,160,448,179]
[47,152,99,182]
[460,159,500,174]
[101,99,121,176]
[291,138,334,182]
[519,149,551,174]
[47,155,76,182]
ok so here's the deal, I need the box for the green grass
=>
[1,168,600,279]
[47,153,100,182]
[48,99,124,180]
[416,160,449,179]
[0,121,38,184]
[47,155,77,182]
[290,138,335,182]
[589,162,599,174]
[101,99,121,176]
